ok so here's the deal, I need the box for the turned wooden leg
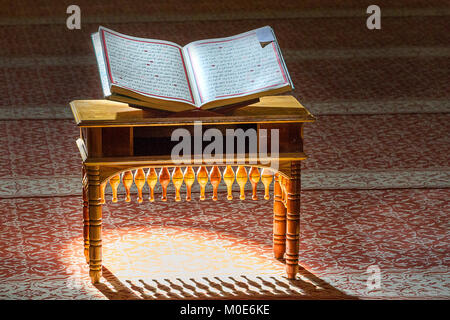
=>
[273,173,286,260]
[109,174,120,203]
[261,168,273,200]
[100,181,106,204]
[184,166,195,201]
[87,166,102,284]
[209,166,221,201]
[172,167,183,202]
[197,166,208,201]
[146,168,157,202]
[159,167,170,201]
[223,166,235,200]
[82,167,89,264]
[236,166,247,200]
[249,167,260,200]
[122,171,133,202]
[285,162,301,279]
[134,168,145,203]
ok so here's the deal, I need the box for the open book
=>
[91,26,294,112]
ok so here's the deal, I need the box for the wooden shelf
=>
[84,152,307,166]
[71,96,315,127]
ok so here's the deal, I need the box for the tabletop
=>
[70,96,315,127]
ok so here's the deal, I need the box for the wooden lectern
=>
[70,96,315,284]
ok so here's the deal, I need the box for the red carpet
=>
[0,0,448,299]
[0,189,448,299]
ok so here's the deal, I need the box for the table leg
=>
[82,167,89,264]
[285,162,301,279]
[87,166,102,284]
[273,173,286,259]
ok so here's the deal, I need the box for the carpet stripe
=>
[1,99,449,120]
[1,7,449,25]
[1,170,448,199]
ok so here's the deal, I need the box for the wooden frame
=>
[72,96,315,284]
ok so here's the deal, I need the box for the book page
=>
[184,26,290,105]
[99,27,196,105]
[91,32,111,98]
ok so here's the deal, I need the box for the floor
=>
[0,0,448,299]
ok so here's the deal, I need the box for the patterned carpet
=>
[0,0,449,299]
